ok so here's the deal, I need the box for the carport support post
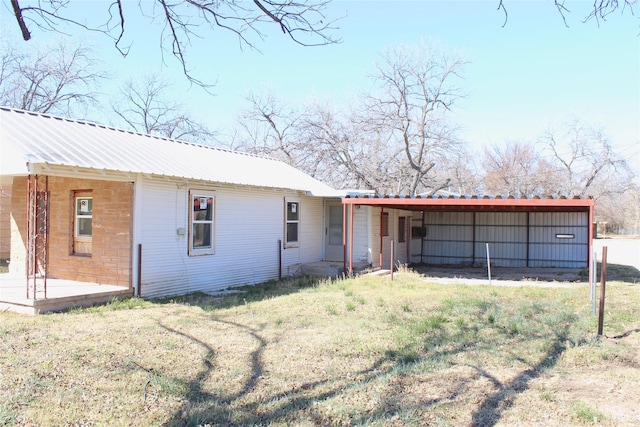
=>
[342,202,347,275]
[349,203,354,275]
[597,246,608,336]
[379,207,384,269]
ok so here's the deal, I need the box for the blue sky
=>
[2,1,639,167]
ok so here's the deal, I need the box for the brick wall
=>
[10,176,133,287]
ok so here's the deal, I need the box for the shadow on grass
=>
[153,283,585,426]
[596,263,640,284]
[469,328,570,427]
[159,316,395,427]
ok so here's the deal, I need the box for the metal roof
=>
[0,107,339,197]
[342,193,594,212]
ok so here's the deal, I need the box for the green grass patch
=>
[571,400,606,424]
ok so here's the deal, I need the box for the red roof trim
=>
[341,195,594,211]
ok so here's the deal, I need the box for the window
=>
[75,197,93,237]
[73,192,92,255]
[189,190,215,256]
[285,201,299,246]
[398,216,406,243]
[381,212,389,236]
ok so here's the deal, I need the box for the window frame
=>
[188,189,216,256]
[75,196,93,237]
[398,216,407,243]
[381,212,389,237]
[72,191,93,256]
[284,200,300,248]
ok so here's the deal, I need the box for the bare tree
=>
[496,0,636,27]
[297,101,406,193]
[596,183,640,234]
[440,149,483,196]
[232,43,468,195]
[363,42,466,195]
[111,73,216,144]
[234,90,300,164]
[481,141,559,197]
[8,0,341,86]
[0,40,105,116]
[539,120,634,199]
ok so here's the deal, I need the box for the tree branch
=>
[10,0,31,40]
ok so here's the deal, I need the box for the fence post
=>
[390,240,394,281]
[486,243,492,285]
[597,246,608,336]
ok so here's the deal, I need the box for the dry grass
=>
[1,270,639,426]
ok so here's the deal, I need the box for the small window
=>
[73,192,92,255]
[189,190,215,256]
[398,216,406,243]
[76,197,93,237]
[381,212,389,236]
[285,201,299,246]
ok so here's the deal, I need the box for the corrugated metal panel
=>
[475,212,527,267]
[137,179,326,298]
[529,212,588,267]
[422,212,473,264]
[0,107,337,197]
[416,211,589,268]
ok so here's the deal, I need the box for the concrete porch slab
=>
[0,275,133,314]
[300,261,373,278]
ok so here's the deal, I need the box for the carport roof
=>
[341,194,594,212]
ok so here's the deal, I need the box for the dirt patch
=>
[413,264,585,286]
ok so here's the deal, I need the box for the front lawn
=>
[1,270,638,426]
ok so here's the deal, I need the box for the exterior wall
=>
[0,180,11,259]
[9,176,133,286]
[475,212,527,267]
[410,212,424,263]
[529,212,589,267]
[343,204,371,264]
[422,212,473,265]
[136,178,325,298]
[419,211,589,268]
[282,194,324,272]
[367,207,412,269]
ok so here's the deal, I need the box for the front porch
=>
[0,275,133,314]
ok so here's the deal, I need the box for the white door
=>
[325,203,344,261]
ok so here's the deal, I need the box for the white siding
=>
[282,195,324,274]
[136,178,325,298]
[366,208,412,269]
[370,208,381,268]
[351,206,371,263]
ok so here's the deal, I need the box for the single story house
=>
[0,107,594,313]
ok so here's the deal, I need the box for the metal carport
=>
[341,194,595,281]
